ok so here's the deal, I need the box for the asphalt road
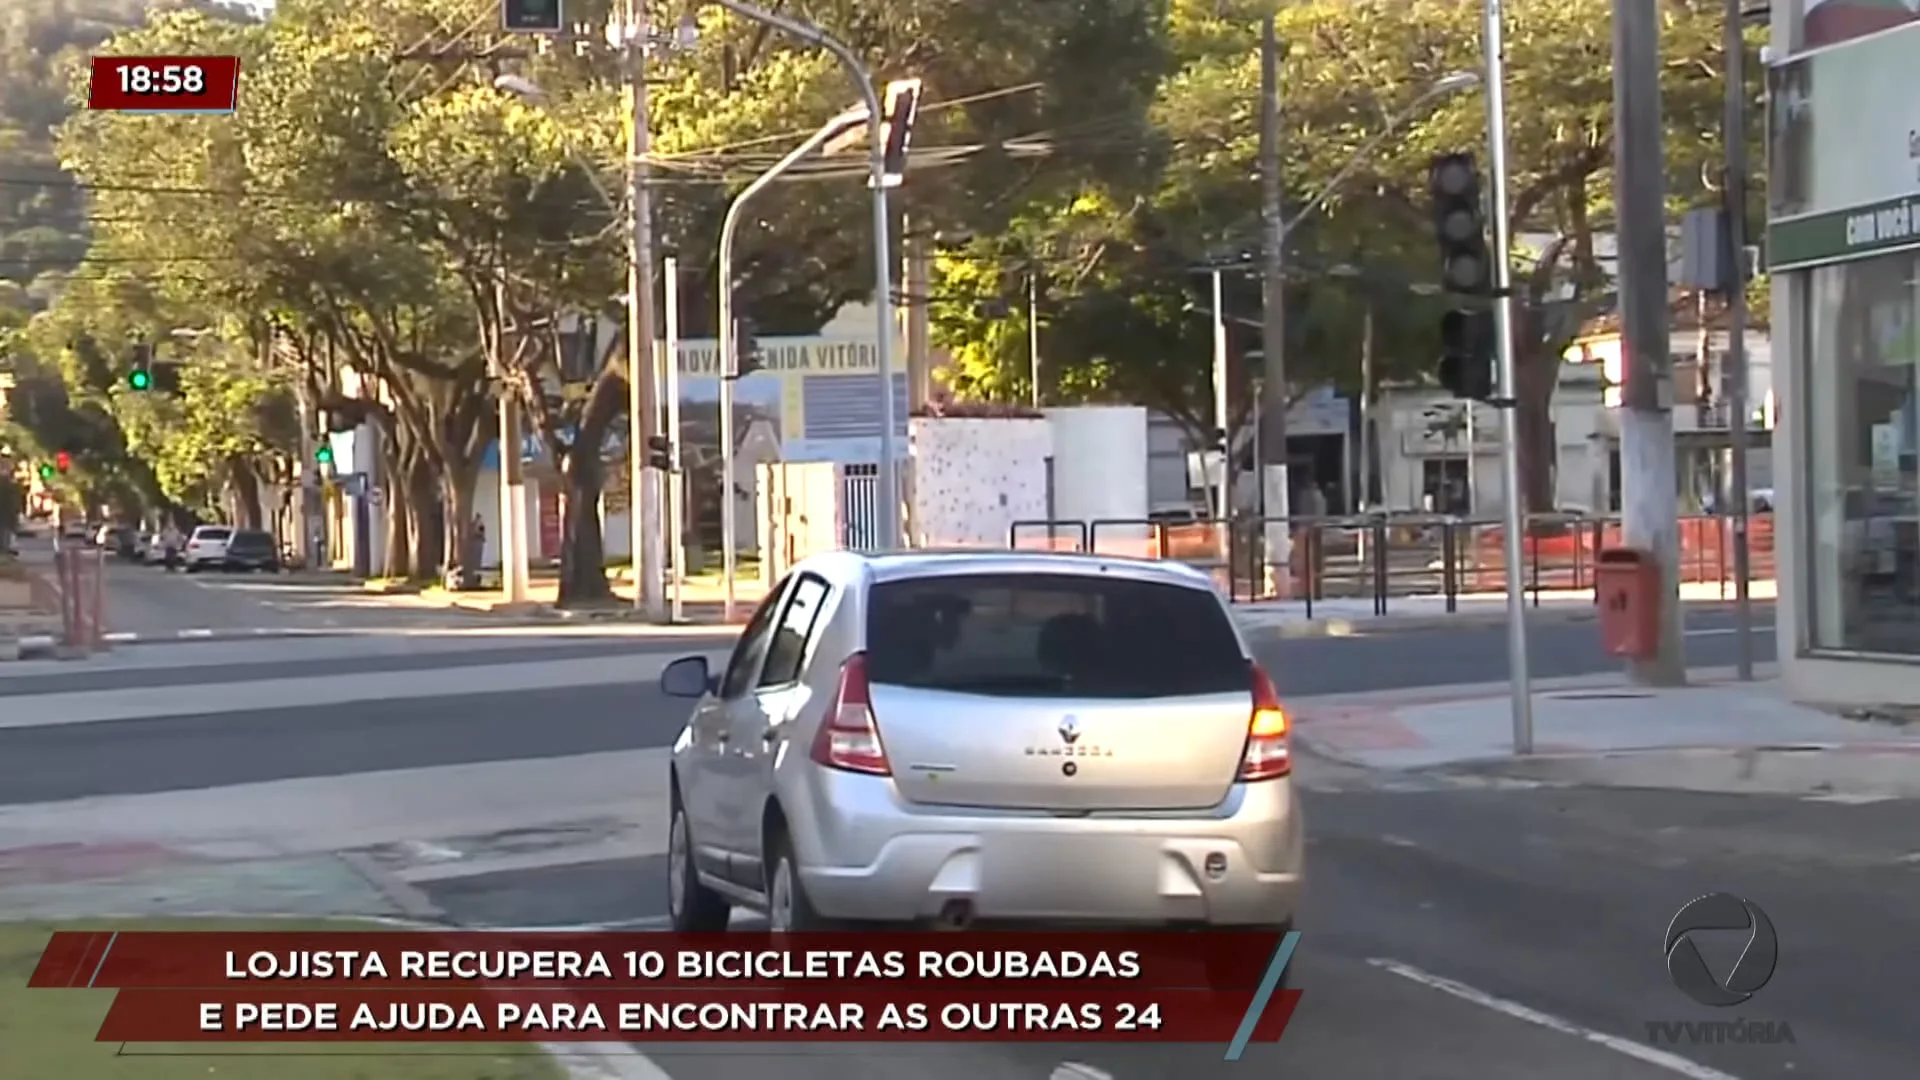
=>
[7,564,1884,1079]
[412,780,1916,1080]
[0,606,1775,805]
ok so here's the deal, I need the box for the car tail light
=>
[809,653,891,776]
[1238,665,1291,781]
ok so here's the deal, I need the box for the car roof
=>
[789,548,1220,592]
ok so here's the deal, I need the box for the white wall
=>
[1046,406,1150,525]
[908,417,1052,547]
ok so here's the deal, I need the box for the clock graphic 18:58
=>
[88,56,242,113]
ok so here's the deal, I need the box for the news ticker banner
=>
[88,56,242,112]
[30,930,1303,1051]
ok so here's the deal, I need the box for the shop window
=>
[1803,251,1920,654]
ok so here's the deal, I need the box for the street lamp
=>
[717,105,871,621]
[1282,70,1479,245]
[713,0,905,551]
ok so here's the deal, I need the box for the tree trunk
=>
[556,448,613,607]
[383,474,413,579]
[444,460,477,578]
[406,456,444,582]
[1514,350,1558,514]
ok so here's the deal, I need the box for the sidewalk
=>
[366,571,766,627]
[347,564,1777,640]
[0,556,63,661]
[1292,667,1920,800]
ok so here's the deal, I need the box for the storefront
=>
[1768,9,1920,703]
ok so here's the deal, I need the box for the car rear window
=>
[228,531,272,549]
[865,572,1247,699]
[194,528,232,541]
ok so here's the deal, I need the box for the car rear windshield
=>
[865,572,1248,699]
[228,531,272,550]
[195,528,232,541]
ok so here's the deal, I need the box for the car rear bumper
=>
[787,771,1304,926]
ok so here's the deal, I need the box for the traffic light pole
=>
[1482,0,1535,751]
[664,255,685,623]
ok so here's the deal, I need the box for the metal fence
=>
[1008,512,1777,617]
[840,463,882,552]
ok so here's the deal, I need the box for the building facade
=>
[1768,6,1920,704]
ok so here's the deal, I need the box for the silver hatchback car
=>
[659,550,1304,933]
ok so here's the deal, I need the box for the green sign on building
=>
[1769,194,1920,272]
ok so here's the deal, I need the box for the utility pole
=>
[1357,301,1374,511]
[904,220,932,413]
[664,255,685,623]
[496,272,530,602]
[1613,0,1686,685]
[1027,266,1042,408]
[1212,268,1232,520]
[1722,0,1754,680]
[624,0,666,620]
[1257,13,1291,579]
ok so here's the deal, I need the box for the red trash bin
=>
[1595,548,1660,659]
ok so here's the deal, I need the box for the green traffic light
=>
[314,445,334,465]
[37,463,54,480]
[128,369,152,391]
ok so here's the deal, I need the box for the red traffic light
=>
[54,451,72,472]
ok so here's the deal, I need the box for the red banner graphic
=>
[88,56,242,112]
[94,986,1304,1043]
[32,930,1286,990]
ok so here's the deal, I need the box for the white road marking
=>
[1683,626,1774,637]
[1051,1065,1114,1080]
[1366,958,1746,1080]
[1802,792,1895,805]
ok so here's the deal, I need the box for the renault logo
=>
[1059,716,1081,744]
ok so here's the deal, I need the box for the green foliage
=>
[0,0,149,291]
[930,0,1747,491]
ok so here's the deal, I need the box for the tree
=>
[929,0,1751,511]
[926,0,1448,446]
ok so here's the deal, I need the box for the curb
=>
[1430,742,1920,801]
[3,627,352,660]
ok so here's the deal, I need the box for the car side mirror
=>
[660,655,713,698]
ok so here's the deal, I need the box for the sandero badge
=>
[1024,715,1113,760]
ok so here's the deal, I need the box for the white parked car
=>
[183,525,234,571]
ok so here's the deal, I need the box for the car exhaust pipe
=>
[933,900,974,930]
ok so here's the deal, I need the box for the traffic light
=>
[55,451,71,473]
[1429,152,1491,295]
[878,78,923,187]
[645,435,672,471]
[1438,309,1497,401]
[127,343,153,391]
[1429,152,1497,401]
[730,318,764,379]
[314,444,334,467]
[37,462,54,481]
[501,0,562,32]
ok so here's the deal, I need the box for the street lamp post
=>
[718,107,870,621]
[713,0,902,551]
